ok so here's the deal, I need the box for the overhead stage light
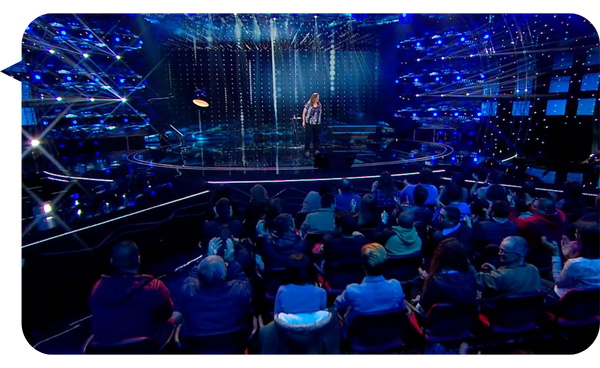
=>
[30,139,40,147]
[192,89,209,108]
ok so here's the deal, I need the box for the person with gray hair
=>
[473,236,541,298]
[334,243,406,334]
[181,237,252,338]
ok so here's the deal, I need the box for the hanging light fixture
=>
[192,88,209,107]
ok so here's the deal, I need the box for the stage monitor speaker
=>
[314,151,357,171]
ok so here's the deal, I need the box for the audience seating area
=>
[77,169,600,354]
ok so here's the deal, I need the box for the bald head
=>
[110,240,140,273]
[197,255,227,286]
[533,198,556,215]
[500,236,529,266]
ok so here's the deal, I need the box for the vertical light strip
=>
[270,19,278,133]
[236,15,246,167]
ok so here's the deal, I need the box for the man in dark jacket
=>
[202,198,244,245]
[257,214,311,269]
[89,240,180,346]
[509,197,567,269]
[427,206,472,257]
[300,193,336,237]
[472,200,518,251]
[181,237,252,338]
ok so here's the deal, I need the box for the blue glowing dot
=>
[35,75,41,80]
[100,119,104,123]
[484,34,489,39]
[139,40,143,44]
[146,118,150,121]
[26,26,30,31]
[395,79,399,84]
[414,78,419,82]
[119,79,125,83]
[477,113,482,117]
[60,30,66,35]
[402,13,407,17]
[431,156,435,160]
[168,183,173,188]
[412,113,417,117]
[396,44,400,48]
[95,151,100,156]
[435,77,440,81]
[43,121,48,125]
[59,144,64,148]
[460,37,465,41]
[433,113,438,116]
[473,157,478,162]
[468,141,473,145]
[72,120,77,125]
[115,37,120,42]
[105,169,111,174]
[416,42,420,46]
[93,141,98,145]
[480,74,485,78]
[73,193,79,199]
[437,40,442,44]
[456,76,461,80]
[78,142,83,146]
[451,156,456,161]
[151,190,156,196]
[454,112,459,116]
[130,202,135,206]
[67,76,71,81]
[94,78,99,82]
[88,34,93,39]
[124,118,128,123]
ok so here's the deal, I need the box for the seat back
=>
[383,253,422,283]
[83,335,159,354]
[557,287,600,324]
[262,267,287,299]
[179,329,249,354]
[423,303,478,342]
[483,291,546,333]
[323,259,364,291]
[347,309,408,352]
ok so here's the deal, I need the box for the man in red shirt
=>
[89,240,180,346]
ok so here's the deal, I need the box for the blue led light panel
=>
[553,52,573,70]
[549,76,570,93]
[483,82,499,96]
[516,78,533,94]
[546,100,567,116]
[512,101,530,116]
[576,98,597,116]
[581,73,600,92]
[481,101,498,116]
[585,47,600,66]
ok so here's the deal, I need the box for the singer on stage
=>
[302,92,323,157]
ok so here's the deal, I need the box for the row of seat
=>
[82,287,599,354]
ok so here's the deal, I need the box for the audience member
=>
[355,193,380,228]
[275,254,326,315]
[212,226,256,277]
[334,243,406,331]
[256,198,283,236]
[428,206,473,256]
[384,211,422,256]
[509,197,567,269]
[471,171,504,201]
[202,198,244,245]
[322,212,367,287]
[300,193,336,236]
[335,178,362,213]
[181,242,252,338]
[414,238,477,313]
[473,236,541,299]
[299,183,333,214]
[557,181,587,224]
[399,168,438,206]
[89,240,180,345]
[372,171,401,206]
[542,220,600,299]
[207,184,237,219]
[439,172,469,203]
[243,184,269,235]
[257,214,311,269]
[472,201,518,250]
[432,183,471,225]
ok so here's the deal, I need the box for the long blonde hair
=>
[309,93,320,106]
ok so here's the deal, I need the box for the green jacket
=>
[384,226,422,256]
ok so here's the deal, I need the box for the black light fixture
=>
[192,87,209,107]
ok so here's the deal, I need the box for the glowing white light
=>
[89,98,95,102]
[83,53,89,58]
[43,204,52,213]
[49,49,55,54]
[120,98,127,102]
[116,55,121,59]
[30,139,40,147]
[56,97,62,101]
[77,209,82,216]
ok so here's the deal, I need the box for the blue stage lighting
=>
[105,169,111,174]
[451,156,456,161]
[95,151,100,156]
[396,44,400,48]
[94,78,99,82]
[402,13,407,17]
[42,121,48,125]
[72,120,77,125]
[454,112,459,116]
[67,76,71,81]
[412,113,417,117]
[473,157,478,162]
[433,113,438,117]
[416,42,420,46]
[94,141,98,145]
[414,78,419,82]
[435,77,440,81]
[477,112,482,117]
[119,79,125,83]
[395,79,399,83]
[61,30,66,35]
[88,34,93,39]
[484,34,489,39]
[437,40,442,44]
[73,193,79,199]
[456,76,461,80]
[480,74,485,78]
[100,119,104,123]
[151,190,156,196]
[124,118,129,123]
[460,37,465,41]
[139,40,143,44]
[115,37,120,42]
[35,75,41,80]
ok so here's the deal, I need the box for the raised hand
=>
[350,198,357,213]
[208,237,223,256]
[418,267,429,280]
[472,173,479,181]
[381,210,389,225]
[541,236,559,256]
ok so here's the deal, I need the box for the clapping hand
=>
[541,236,560,257]
[208,237,223,256]
[560,235,580,258]
[481,263,496,271]
[350,198,357,213]
[472,173,479,182]
[418,267,429,280]
[381,210,389,225]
